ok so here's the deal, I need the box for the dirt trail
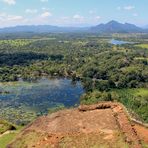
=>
[8,102,144,148]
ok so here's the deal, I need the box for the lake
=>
[0,78,84,124]
[109,39,134,45]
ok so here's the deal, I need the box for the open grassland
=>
[0,38,56,47]
[135,44,148,48]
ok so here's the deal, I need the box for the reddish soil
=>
[8,102,145,148]
[112,104,141,148]
[79,102,142,148]
[134,124,148,144]
[25,108,118,134]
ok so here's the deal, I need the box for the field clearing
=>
[135,44,148,48]
[0,38,56,48]
[115,88,148,98]
[133,88,148,97]
[0,39,32,47]
[134,57,148,61]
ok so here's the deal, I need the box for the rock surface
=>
[8,102,144,148]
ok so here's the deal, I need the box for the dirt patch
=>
[28,109,118,134]
[134,124,148,144]
[8,102,143,148]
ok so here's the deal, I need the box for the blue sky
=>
[0,0,147,27]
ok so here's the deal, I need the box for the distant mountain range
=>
[90,20,145,33]
[0,25,88,33]
[0,20,147,33]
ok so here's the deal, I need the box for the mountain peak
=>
[107,20,120,25]
[91,20,144,33]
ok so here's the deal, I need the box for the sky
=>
[0,0,147,28]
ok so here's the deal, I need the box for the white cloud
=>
[73,14,84,20]
[124,6,135,10]
[72,14,86,25]
[7,15,23,21]
[40,11,52,18]
[0,13,24,21]
[0,13,27,27]
[117,5,135,11]
[2,0,16,5]
[25,9,38,14]
[0,12,6,17]
[40,0,48,2]
[95,16,101,20]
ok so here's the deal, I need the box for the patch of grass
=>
[59,132,129,148]
[112,88,148,122]
[135,44,148,49]
[0,125,23,148]
[0,39,32,48]
[48,104,65,114]
[0,132,17,148]
[0,120,16,134]
[80,90,113,105]
[141,141,148,148]
[8,131,43,148]
[134,57,148,60]
[133,88,148,97]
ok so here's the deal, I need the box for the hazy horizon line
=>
[0,20,147,29]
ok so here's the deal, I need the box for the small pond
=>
[0,78,84,124]
[109,39,134,45]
